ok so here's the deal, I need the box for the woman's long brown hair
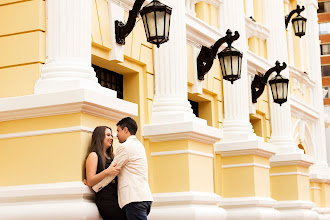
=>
[85,126,114,175]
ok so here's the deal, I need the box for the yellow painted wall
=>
[248,37,267,59]
[253,0,264,25]
[195,2,218,28]
[150,140,214,193]
[0,113,120,186]
[0,0,46,98]
[222,155,271,197]
[289,77,311,104]
[310,182,322,207]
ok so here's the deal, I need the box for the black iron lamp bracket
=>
[285,5,305,29]
[115,0,145,45]
[197,29,240,81]
[251,61,287,103]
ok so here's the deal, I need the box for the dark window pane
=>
[318,2,330,13]
[93,64,124,99]
[321,44,330,55]
[189,100,199,117]
[322,65,330,77]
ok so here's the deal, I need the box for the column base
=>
[149,192,226,220]
[314,208,330,220]
[220,197,279,220]
[0,182,100,220]
[274,201,319,220]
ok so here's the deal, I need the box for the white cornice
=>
[186,12,223,48]
[0,89,138,122]
[215,140,276,158]
[245,16,270,40]
[289,65,316,88]
[274,200,315,209]
[247,50,273,75]
[290,96,319,122]
[269,153,314,167]
[143,120,222,145]
[107,0,150,11]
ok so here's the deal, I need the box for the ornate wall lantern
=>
[197,29,243,84]
[251,61,289,106]
[115,0,172,48]
[285,5,307,38]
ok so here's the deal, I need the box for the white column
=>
[221,0,255,141]
[34,0,113,95]
[305,0,330,173]
[265,0,299,153]
[150,0,196,124]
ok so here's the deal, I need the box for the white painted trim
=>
[310,186,321,190]
[274,200,315,209]
[151,150,214,158]
[220,197,277,208]
[245,16,270,40]
[270,153,314,167]
[215,140,276,158]
[289,65,316,88]
[222,163,270,169]
[0,126,94,139]
[0,88,138,122]
[152,191,222,205]
[270,172,310,177]
[186,11,223,48]
[291,96,319,122]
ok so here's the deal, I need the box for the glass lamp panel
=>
[155,11,165,37]
[276,82,285,99]
[230,55,239,77]
[224,56,233,77]
[146,12,156,38]
[219,57,226,77]
[165,12,171,39]
[271,83,278,100]
[238,56,242,78]
[142,14,150,39]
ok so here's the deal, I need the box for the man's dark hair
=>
[117,117,138,135]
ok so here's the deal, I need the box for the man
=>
[92,117,153,220]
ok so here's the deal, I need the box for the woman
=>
[85,126,127,220]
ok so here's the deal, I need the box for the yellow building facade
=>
[0,0,330,219]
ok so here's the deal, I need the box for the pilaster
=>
[215,140,279,220]
[270,153,318,220]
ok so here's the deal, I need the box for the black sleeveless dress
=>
[94,154,127,220]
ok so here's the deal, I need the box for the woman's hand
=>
[106,163,121,176]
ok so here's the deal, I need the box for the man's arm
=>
[92,145,129,192]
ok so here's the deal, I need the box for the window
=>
[322,65,330,77]
[318,1,330,13]
[324,86,330,98]
[93,64,123,99]
[189,99,199,117]
[321,44,330,55]
[319,22,330,35]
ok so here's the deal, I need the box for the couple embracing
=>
[85,117,153,220]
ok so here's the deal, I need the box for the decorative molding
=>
[0,88,138,122]
[247,50,273,76]
[289,65,316,89]
[0,182,99,219]
[290,96,319,123]
[107,0,150,11]
[186,12,223,48]
[245,16,270,40]
[274,200,315,209]
[143,120,222,145]
[151,150,214,158]
[220,197,277,208]
[222,163,270,169]
[269,153,314,167]
[270,172,310,177]
[0,126,94,139]
[215,140,276,158]
[314,207,330,215]
[149,191,227,220]
[310,187,321,190]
